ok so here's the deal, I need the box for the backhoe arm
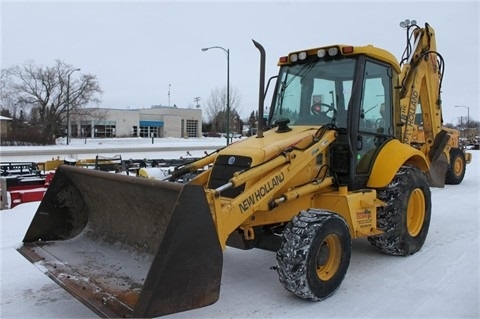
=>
[399,22,444,148]
[398,22,449,186]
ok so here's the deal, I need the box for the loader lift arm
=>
[208,128,338,249]
[165,151,218,182]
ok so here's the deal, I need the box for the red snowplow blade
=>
[18,165,223,318]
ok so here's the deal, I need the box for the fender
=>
[367,139,429,188]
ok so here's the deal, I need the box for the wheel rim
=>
[316,234,342,281]
[407,188,426,237]
[453,156,464,177]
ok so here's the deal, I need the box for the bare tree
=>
[0,69,22,119]
[0,60,102,144]
[205,86,242,132]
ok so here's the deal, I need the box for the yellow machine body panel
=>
[313,188,383,238]
[367,139,429,188]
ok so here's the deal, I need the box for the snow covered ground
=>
[1,139,479,318]
[1,137,230,163]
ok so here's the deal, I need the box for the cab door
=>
[352,59,394,187]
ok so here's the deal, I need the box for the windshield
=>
[270,58,357,128]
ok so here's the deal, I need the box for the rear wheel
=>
[368,166,431,255]
[276,209,351,300]
[445,148,466,185]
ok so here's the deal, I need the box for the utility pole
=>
[455,105,470,139]
[66,68,81,145]
[201,46,230,145]
[168,84,171,106]
[194,96,201,108]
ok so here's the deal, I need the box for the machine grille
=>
[208,155,252,198]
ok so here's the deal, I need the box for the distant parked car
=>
[203,132,222,138]
[221,133,243,139]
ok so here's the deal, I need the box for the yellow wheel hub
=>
[407,188,426,237]
[453,156,464,177]
[316,234,342,281]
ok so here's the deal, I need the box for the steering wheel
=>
[375,118,386,132]
[311,103,334,115]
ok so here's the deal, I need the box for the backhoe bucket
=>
[17,165,223,318]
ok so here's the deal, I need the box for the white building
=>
[0,115,12,140]
[70,105,202,138]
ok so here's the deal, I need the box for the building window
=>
[139,126,158,137]
[80,123,91,138]
[139,120,163,137]
[87,120,116,138]
[94,123,116,138]
[185,119,198,137]
[71,124,79,137]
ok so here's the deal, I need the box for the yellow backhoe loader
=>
[18,20,471,318]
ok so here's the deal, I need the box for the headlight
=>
[328,47,339,56]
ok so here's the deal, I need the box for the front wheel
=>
[445,148,466,185]
[368,166,431,256]
[276,209,351,301]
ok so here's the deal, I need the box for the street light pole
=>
[455,105,470,138]
[66,68,81,145]
[202,46,230,145]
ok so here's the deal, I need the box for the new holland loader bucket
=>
[18,165,223,318]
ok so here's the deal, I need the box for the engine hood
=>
[218,126,320,165]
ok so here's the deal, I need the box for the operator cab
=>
[268,46,395,189]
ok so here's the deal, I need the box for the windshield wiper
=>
[278,62,316,113]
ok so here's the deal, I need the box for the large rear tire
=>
[445,148,466,185]
[368,166,431,256]
[276,209,351,300]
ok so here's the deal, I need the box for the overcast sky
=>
[1,0,479,123]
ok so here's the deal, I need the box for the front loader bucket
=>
[17,165,223,318]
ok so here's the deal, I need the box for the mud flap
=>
[17,165,223,318]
